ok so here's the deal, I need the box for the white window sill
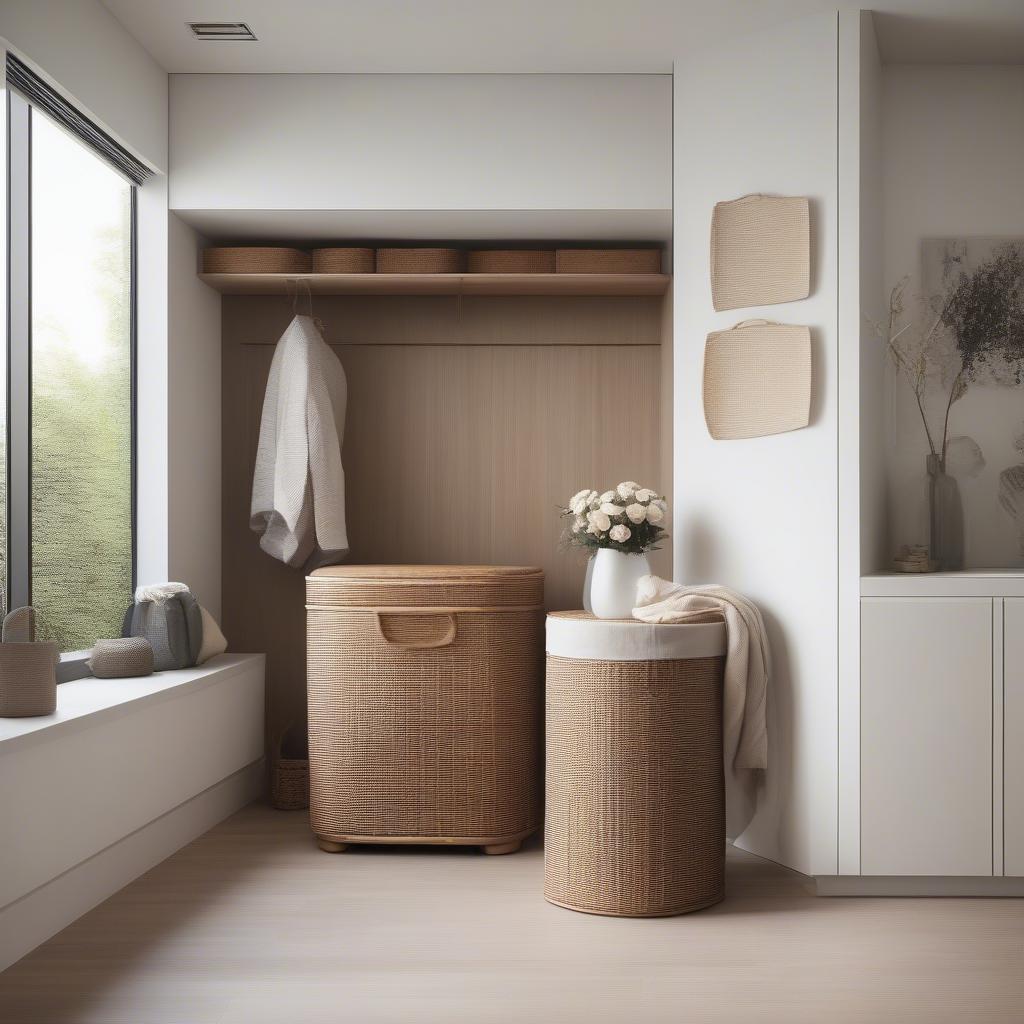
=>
[0,653,265,755]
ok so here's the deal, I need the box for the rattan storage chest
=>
[545,611,727,916]
[306,565,544,854]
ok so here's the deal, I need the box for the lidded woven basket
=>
[555,248,662,274]
[311,247,375,274]
[306,565,544,853]
[545,611,727,916]
[467,249,555,274]
[201,247,312,274]
[375,248,465,274]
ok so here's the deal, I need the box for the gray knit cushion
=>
[89,637,155,678]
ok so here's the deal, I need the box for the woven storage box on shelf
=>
[306,565,545,854]
[545,611,727,917]
[555,248,662,274]
[375,248,465,274]
[271,723,310,810]
[201,247,312,274]
[311,247,375,274]
[466,249,555,274]
[0,642,58,717]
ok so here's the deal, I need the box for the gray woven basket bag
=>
[0,605,58,717]
[122,584,203,671]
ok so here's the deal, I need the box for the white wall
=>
[0,0,165,171]
[837,9,885,876]
[0,3,179,595]
[674,11,839,877]
[168,215,222,618]
[169,74,670,215]
[857,24,887,580]
[0,5,228,607]
[135,175,171,590]
[883,66,1024,570]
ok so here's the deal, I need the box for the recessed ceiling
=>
[101,0,1024,72]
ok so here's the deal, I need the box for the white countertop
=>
[861,570,1024,598]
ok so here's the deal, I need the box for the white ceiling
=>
[100,1,1024,74]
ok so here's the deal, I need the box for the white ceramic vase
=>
[589,549,651,619]
[582,555,595,613]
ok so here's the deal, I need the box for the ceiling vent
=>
[188,22,257,41]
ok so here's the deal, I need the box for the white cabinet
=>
[1005,599,1024,876]
[861,598,993,876]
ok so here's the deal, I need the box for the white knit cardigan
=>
[250,315,348,570]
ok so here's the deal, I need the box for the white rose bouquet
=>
[561,482,668,555]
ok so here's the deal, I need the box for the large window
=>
[6,63,143,654]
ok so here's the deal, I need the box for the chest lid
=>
[307,564,544,609]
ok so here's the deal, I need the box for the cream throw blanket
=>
[251,315,349,571]
[632,575,769,839]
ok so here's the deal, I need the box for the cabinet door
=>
[1004,599,1024,876]
[861,598,992,876]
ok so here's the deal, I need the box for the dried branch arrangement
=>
[865,276,966,471]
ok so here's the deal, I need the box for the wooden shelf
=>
[198,272,671,297]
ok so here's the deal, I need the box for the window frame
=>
[6,86,139,678]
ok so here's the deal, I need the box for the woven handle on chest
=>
[374,611,458,650]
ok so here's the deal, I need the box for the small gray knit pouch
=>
[89,637,155,678]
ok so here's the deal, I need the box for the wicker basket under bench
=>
[306,565,545,855]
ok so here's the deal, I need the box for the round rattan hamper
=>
[544,611,727,917]
[306,565,544,854]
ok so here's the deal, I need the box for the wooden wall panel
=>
[225,294,663,348]
[223,295,669,739]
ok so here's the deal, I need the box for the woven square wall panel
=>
[710,194,810,311]
[703,319,812,440]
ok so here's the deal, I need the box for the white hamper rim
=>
[545,613,727,662]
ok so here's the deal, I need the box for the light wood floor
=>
[2,803,1023,1023]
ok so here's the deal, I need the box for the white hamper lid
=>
[546,611,727,662]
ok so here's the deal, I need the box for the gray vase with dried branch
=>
[868,277,966,571]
